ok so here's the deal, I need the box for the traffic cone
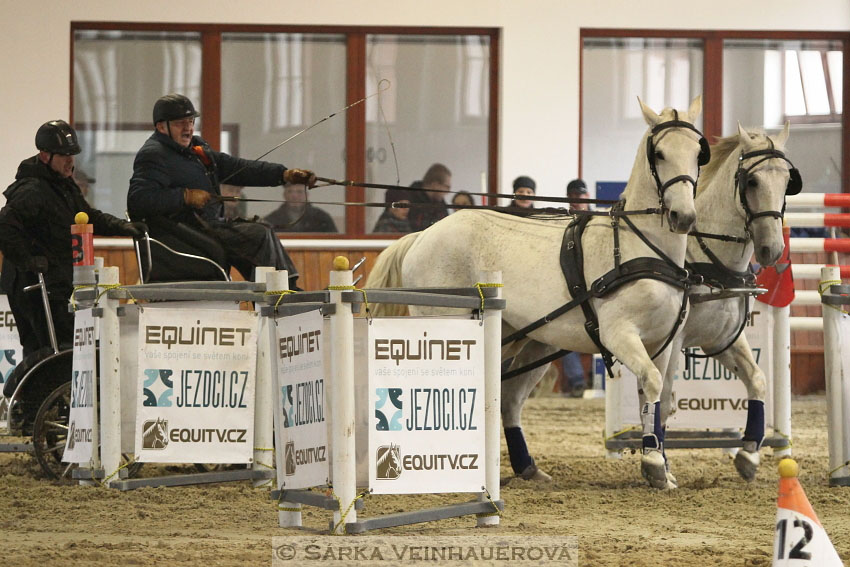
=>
[773,458,844,566]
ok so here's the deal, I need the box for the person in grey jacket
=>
[128,93,315,284]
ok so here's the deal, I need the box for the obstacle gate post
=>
[478,270,502,527]
[253,267,277,488]
[772,303,792,457]
[329,267,356,533]
[98,266,122,483]
[821,267,850,486]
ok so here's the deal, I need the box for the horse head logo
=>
[376,444,402,480]
[284,441,296,476]
[142,418,169,449]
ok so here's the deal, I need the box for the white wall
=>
[1,0,848,203]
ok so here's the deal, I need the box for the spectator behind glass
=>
[372,187,413,233]
[408,163,451,231]
[73,167,95,204]
[451,191,475,211]
[506,175,535,214]
[220,184,245,219]
[567,178,589,212]
[264,182,338,233]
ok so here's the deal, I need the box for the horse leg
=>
[659,339,684,489]
[605,329,674,489]
[710,334,766,481]
[501,340,556,483]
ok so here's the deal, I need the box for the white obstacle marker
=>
[0,294,22,432]
[821,267,850,487]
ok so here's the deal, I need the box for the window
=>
[71,24,498,238]
[783,42,843,123]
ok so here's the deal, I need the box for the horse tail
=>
[365,232,421,317]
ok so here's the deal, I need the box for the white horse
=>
[660,122,798,485]
[367,97,706,489]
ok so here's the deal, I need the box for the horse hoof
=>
[734,450,760,482]
[519,463,553,482]
[665,469,679,489]
[641,451,672,489]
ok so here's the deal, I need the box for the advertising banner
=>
[134,308,258,463]
[368,318,485,494]
[272,309,328,490]
[0,295,23,428]
[63,309,96,463]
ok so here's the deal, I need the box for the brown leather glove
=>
[283,168,316,188]
[184,188,212,209]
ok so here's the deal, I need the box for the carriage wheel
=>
[32,382,143,482]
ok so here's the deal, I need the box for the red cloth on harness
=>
[755,226,795,308]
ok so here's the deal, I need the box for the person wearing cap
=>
[506,175,536,215]
[0,120,146,357]
[264,182,338,233]
[407,163,451,232]
[128,93,314,284]
[372,188,413,233]
[567,178,589,212]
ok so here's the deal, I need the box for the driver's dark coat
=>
[0,156,128,294]
[128,131,286,224]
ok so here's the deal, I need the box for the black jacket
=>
[0,156,129,293]
[407,181,448,232]
[128,132,286,224]
[264,204,338,233]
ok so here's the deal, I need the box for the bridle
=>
[645,110,711,202]
[735,138,802,232]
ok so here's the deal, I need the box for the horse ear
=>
[773,120,791,149]
[638,97,660,127]
[737,122,756,151]
[687,94,703,122]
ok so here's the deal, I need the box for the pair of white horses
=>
[366,96,794,489]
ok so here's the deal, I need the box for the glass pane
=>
[827,50,843,114]
[581,38,703,202]
[784,51,807,116]
[723,39,842,196]
[73,30,202,216]
[222,33,346,233]
[365,34,490,234]
[798,51,829,115]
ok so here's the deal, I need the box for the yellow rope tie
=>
[327,285,371,319]
[828,460,850,476]
[99,460,132,487]
[475,486,502,518]
[264,289,297,309]
[72,283,136,310]
[474,282,503,312]
[278,506,302,512]
[603,425,641,443]
[818,278,849,316]
[70,284,97,310]
[330,488,370,535]
[772,429,793,452]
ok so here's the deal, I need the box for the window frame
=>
[580,29,850,195]
[70,22,500,239]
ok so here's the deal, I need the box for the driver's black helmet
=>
[35,120,81,155]
[152,94,200,125]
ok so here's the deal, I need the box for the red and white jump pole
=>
[786,193,850,209]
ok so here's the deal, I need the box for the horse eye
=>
[747,177,758,188]
[655,151,664,161]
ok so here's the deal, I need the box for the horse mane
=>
[699,128,768,194]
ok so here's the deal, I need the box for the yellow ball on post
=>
[74,211,89,225]
[333,256,350,271]
[778,458,799,478]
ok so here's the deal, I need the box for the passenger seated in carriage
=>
[128,94,315,287]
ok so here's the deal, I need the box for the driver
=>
[128,93,315,286]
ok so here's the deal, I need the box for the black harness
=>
[500,115,711,381]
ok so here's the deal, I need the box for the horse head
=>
[733,122,797,266]
[637,96,706,234]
